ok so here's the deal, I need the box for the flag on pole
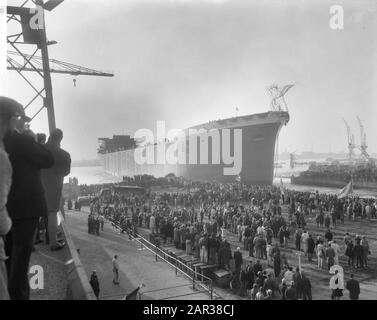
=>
[338,180,353,199]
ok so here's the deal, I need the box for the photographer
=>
[2,97,54,300]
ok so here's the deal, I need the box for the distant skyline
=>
[1,0,376,160]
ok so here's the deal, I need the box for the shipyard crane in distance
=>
[342,118,356,159]
[289,150,298,169]
[356,116,369,159]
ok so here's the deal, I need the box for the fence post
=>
[210,282,213,300]
[192,275,195,290]
[175,258,178,275]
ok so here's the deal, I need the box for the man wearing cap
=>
[2,97,54,300]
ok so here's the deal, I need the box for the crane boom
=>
[7,51,114,77]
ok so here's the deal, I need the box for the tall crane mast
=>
[6,0,114,133]
[342,118,356,159]
[356,116,369,159]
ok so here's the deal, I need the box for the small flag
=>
[236,107,239,111]
[338,180,353,199]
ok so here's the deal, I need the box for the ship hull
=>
[99,111,289,185]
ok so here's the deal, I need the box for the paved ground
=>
[29,238,68,300]
[65,210,213,300]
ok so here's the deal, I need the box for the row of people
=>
[0,97,71,300]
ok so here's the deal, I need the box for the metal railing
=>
[106,217,214,300]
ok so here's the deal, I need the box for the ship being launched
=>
[98,86,293,185]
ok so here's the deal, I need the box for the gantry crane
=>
[342,118,356,159]
[356,116,369,159]
[6,0,114,133]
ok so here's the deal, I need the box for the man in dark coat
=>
[354,240,364,269]
[245,262,255,296]
[285,283,297,300]
[301,273,312,300]
[220,240,232,270]
[345,241,354,266]
[262,273,278,298]
[273,251,281,278]
[239,268,247,297]
[42,129,71,251]
[346,274,360,300]
[233,247,243,275]
[307,234,315,262]
[325,229,333,243]
[247,232,254,257]
[293,267,303,299]
[3,98,54,300]
[253,259,263,277]
[89,271,100,299]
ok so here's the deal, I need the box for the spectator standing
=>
[307,234,315,262]
[301,273,312,300]
[0,98,19,300]
[233,247,243,275]
[345,240,354,267]
[41,129,71,251]
[3,97,54,300]
[346,274,360,300]
[354,240,364,269]
[361,236,370,268]
[112,255,120,285]
[326,244,336,270]
[89,270,100,299]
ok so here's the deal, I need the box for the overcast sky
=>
[1,0,376,160]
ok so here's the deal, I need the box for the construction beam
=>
[7,66,114,76]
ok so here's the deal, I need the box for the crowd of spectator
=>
[300,162,377,183]
[87,177,374,300]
